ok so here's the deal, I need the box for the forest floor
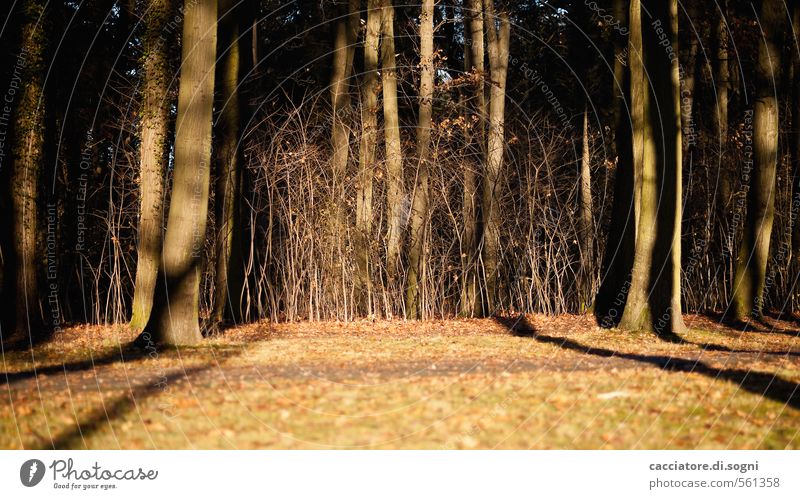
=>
[1,313,799,449]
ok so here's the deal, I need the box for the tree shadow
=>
[495,315,800,410]
[698,310,800,338]
[45,365,211,450]
[1,342,153,385]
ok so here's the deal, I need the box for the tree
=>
[211,0,248,328]
[130,0,176,331]
[595,0,635,326]
[460,0,485,317]
[407,0,434,319]
[617,0,685,337]
[730,0,783,320]
[2,0,47,342]
[480,0,510,315]
[356,0,382,315]
[143,0,218,345]
[381,0,404,283]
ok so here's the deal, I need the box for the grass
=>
[1,314,799,449]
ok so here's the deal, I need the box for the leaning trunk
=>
[143,0,217,345]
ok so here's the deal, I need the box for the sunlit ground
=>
[2,314,799,449]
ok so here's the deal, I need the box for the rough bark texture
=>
[212,0,245,328]
[2,0,47,341]
[130,0,175,332]
[381,0,404,283]
[618,0,685,337]
[143,0,217,345]
[481,0,510,316]
[731,0,783,320]
[406,0,434,319]
[355,0,382,315]
[460,0,485,317]
[595,0,635,326]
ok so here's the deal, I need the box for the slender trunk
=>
[356,0,382,315]
[2,0,46,341]
[460,0,485,317]
[578,105,593,310]
[329,0,359,273]
[618,0,685,337]
[130,0,175,331]
[142,0,217,345]
[481,0,510,316]
[381,0,403,282]
[680,1,698,154]
[407,0,434,319]
[731,0,783,320]
[595,0,635,325]
[211,0,244,328]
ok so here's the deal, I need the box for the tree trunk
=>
[595,0,635,326]
[618,0,685,337]
[329,0,359,262]
[130,0,175,332]
[356,0,382,315]
[481,0,510,316]
[790,2,800,311]
[731,0,783,320]
[381,0,404,284]
[407,0,434,319]
[460,0,485,317]
[578,105,594,310]
[211,0,245,328]
[142,0,217,345]
[680,1,698,155]
[2,0,47,341]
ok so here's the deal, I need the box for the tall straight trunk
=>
[460,0,485,317]
[578,105,593,310]
[143,0,217,345]
[2,0,46,341]
[381,0,403,280]
[130,0,176,331]
[731,0,783,320]
[212,0,245,327]
[407,0,434,319]
[790,2,800,310]
[356,0,382,314]
[714,0,731,214]
[618,0,685,337]
[329,0,359,252]
[481,0,510,315]
[680,1,698,154]
[595,0,635,325]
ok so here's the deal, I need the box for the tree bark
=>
[481,0,510,316]
[356,0,382,315]
[407,0,434,319]
[130,0,175,332]
[618,0,685,337]
[578,105,594,310]
[731,0,783,320]
[2,0,47,341]
[381,0,404,283]
[595,0,635,326]
[142,0,217,345]
[211,0,245,328]
[460,0,485,317]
